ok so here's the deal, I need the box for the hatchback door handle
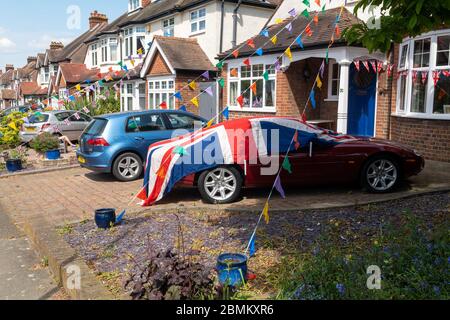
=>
[134,137,145,141]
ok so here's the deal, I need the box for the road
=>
[0,210,63,300]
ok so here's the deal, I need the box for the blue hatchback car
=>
[76,110,206,181]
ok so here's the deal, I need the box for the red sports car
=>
[141,117,425,205]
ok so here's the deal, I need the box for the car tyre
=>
[361,155,400,193]
[198,166,243,204]
[112,153,143,182]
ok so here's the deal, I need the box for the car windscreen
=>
[84,118,108,135]
[28,114,49,124]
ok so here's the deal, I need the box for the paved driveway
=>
[0,160,449,228]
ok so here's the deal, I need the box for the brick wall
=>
[175,71,207,114]
[147,51,172,76]
[221,58,338,130]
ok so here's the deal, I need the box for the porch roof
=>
[218,7,361,59]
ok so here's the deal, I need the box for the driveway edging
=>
[0,165,80,179]
[21,215,119,300]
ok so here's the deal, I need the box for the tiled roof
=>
[59,63,100,83]
[19,82,48,96]
[154,36,215,71]
[219,7,361,59]
[0,89,17,100]
[0,69,14,85]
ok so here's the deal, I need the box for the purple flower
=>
[336,284,345,296]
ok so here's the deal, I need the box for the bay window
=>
[100,39,108,63]
[148,78,175,110]
[228,63,276,111]
[109,38,118,61]
[396,30,450,118]
[91,44,98,66]
[124,28,134,57]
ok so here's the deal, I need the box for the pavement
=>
[0,209,62,300]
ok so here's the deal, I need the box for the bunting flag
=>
[275,18,284,24]
[377,61,384,74]
[285,47,293,61]
[230,68,238,77]
[319,60,325,78]
[232,49,239,58]
[82,107,90,114]
[433,71,440,86]
[179,105,187,112]
[247,39,256,49]
[201,71,210,80]
[354,60,361,72]
[191,97,199,107]
[188,81,197,90]
[274,176,286,199]
[248,233,256,257]
[218,78,225,88]
[216,61,224,69]
[288,8,296,17]
[310,89,316,109]
[296,35,304,49]
[412,70,418,83]
[305,25,313,37]
[335,25,341,38]
[294,130,301,150]
[174,92,183,101]
[237,95,245,107]
[263,71,270,81]
[285,23,293,33]
[274,59,282,72]
[243,58,251,67]
[282,157,292,174]
[250,82,257,95]
[205,86,214,97]
[75,84,81,91]
[223,107,230,120]
[313,15,319,25]
[421,71,428,85]
[263,202,270,224]
[362,61,370,72]
[206,119,215,128]
[316,75,323,89]
[8,122,17,131]
[256,48,264,56]
[315,0,321,6]
[261,29,269,38]
[303,0,310,7]
[271,35,278,45]
[387,64,394,77]
[370,61,377,73]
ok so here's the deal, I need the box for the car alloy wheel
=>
[204,168,238,202]
[118,156,140,179]
[366,159,398,192]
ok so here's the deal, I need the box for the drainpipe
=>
[219,0,225,53]
[387,43,395,140]
[232,0,243,48]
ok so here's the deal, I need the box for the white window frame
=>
[109,38,118,62]
[147,76,176,110]
[42,67,50,84]
[128,0,141,13]
[162,17,175,37]
[327,61,340,101]
[190,7,206,36]
[100,39,108,63]
[227,59,277,113]
[91,44,98,66]
[396,29,450,120]
[124,28,134,58]
[121,82,136,111]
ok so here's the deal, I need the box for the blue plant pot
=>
[45,149,60,160]
[217,253,248,287]
[95,208,116,229]
[6,159,23,173]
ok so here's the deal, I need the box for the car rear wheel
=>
[112,153,143,182]
[362,156,400,193]
[198,166,243,204]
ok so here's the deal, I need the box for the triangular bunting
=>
[191,97,199,107]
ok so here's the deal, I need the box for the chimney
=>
[89,11,108,30]
[50,41,64,50]
[142,0,151,7]
[27,56,37,64]
[5,64,14,72]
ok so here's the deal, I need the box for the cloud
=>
[28,34,74,50]
[0,37,17,53]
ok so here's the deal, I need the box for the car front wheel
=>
[112,153,143,182]
[198,166,243,204]
[362,156,400,193]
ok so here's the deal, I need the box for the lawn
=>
[62,192,449,300]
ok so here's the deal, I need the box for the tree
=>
[344,0,450,53]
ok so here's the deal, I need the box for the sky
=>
[0,0,126,69]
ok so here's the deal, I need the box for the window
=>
[109,38,118,62]
[166,113,203,130]
[228,63,276,111]
[148,78,175,110]
[163,18,175,37]
[91,44,98,66]
[124,28,134,57]
[190,8,206,34]
[121,82,135,111]
[138,83,146,110]
[396,30,450,118]
[100,39,108,63]
[43,67,50,83]
[328,62,340,99]
[126,114,166,133]
[129,0,141,12]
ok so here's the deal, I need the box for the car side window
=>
[79,113,92,122]
[126,114,166,133]
[55,112,70,121]
[166,113,203,130]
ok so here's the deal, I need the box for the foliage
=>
[1,145,28,163]
[29,132,60,153]
[64,88,120,117]
[0,112,26,150]
[343,0,450,53]
[270,214,449,300]
[125,248,216,300]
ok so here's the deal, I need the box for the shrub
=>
[30,132,60,153]
[0,112,25,150]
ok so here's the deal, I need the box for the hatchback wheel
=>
[198,167,243,204]
[112,153,143,182]
[362,156,400,193]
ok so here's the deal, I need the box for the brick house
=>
[217,3,450,162]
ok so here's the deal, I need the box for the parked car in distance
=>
[20,111,92,143]
[76,110,206,181]
[0,105,33,119]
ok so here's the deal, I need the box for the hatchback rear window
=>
[28,114,49,123]
[84,118,108,135]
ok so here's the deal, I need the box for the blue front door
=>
[347,63,377,137]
